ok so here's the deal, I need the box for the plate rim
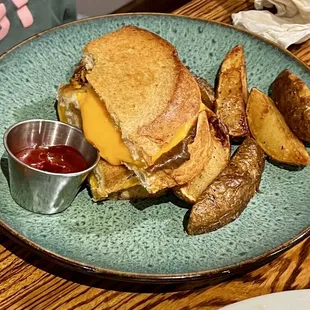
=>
[1,222,309,283]
[1,13,310,284]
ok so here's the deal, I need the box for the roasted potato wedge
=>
[187,138,265,235]
[194,76,216,111]
[175,109,230,203]
[271,69,310,143]
[215,45,249,139]
[247,88,310,166]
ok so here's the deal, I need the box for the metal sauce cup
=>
[3,119,100,214]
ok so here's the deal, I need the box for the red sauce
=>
[15,145,88,173]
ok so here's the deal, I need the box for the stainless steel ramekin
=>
[3,119,100,214]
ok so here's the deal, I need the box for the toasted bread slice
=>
[57,84,157,201]
[84,26,202,165]
[88,160,140,201]
[174,108,230,203]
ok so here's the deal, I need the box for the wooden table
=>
[1,1,309,309]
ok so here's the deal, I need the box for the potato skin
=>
[215,45,249,140]
[271,69,310,143]
[187,138,265,235]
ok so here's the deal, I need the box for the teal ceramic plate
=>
[1,14,310,284]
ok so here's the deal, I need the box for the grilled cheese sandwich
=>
[57,25,214,197]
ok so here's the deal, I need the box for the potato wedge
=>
[187,138,265,235]
[175,109,230,203]
[247,88,310,166]
[271,69,310,143]
[194,75,216,111]
[215,45,249,139]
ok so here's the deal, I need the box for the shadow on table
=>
[0,231,249,293]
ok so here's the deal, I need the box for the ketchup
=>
[15,145,88,173]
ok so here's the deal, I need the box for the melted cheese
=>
[78,86,133,166]
[78,86,205,166]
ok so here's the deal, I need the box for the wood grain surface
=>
[175,0,310,65]
[1,1,310,309]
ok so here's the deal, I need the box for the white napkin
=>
[232,0,310,49]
